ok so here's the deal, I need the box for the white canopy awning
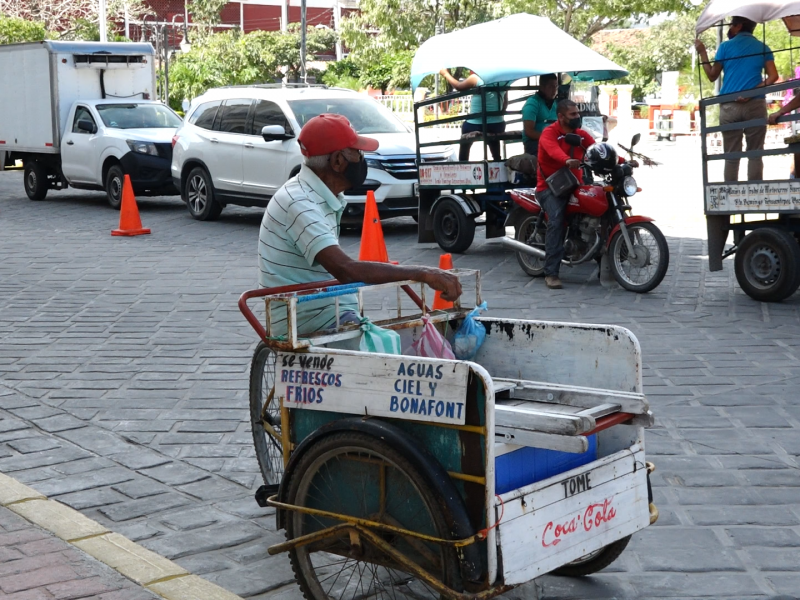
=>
[696,0,800,35]
[411,13,628,90]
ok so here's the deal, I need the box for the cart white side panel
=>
[497,448,649,585]
[474,318,642,393]
[705,180,800,214]
[0,46,56,153]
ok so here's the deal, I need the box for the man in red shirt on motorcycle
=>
[537,100,631,289]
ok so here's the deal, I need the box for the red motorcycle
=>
[502,134,669,293]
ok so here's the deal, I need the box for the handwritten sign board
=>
[275,352,469,425]
[706,181,800,213]
[419,162,508,186]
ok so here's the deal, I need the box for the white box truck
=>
[0,41,182,207]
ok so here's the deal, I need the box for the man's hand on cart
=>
[316,246,463,302]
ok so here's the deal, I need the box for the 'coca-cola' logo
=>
[541,497,617,547]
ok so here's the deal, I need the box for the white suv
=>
[171,84,453,222]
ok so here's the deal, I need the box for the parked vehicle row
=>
[0,40,452,226]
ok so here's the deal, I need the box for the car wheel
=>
[185,167,223,221]
[24,161,48,201]
[105,164,125,209]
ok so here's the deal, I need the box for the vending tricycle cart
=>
[409,14,628,254]
[239,274,658,600]
[697,0,800,301]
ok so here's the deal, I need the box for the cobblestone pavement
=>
[0,504,159,600]
[1,138,799,600]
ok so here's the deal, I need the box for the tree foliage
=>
[501,0,693,43]
[169,26,337,104]
[0,15,48,44]
[0,0,146,38]
[340,0,499,90]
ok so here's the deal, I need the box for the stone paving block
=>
[110,450,172,471]
[627,572,765,597]
[57,427,136,456]
[7,437,62,454]
[141,521,265,560]
[686,506,800,526]
[726,527,800,547]
[764,573,800,598]
[32,414,87,433]
[98,493,192,522]
[177,477,248,501]
[56,488,129,511]
[0,564,81,594]
[34,467,135,497]
[111,480,171,500]
[631,528,746,572]
[0,472,45,506]
[51,457,116,476]
[159,506,236,532]
[138,462,210,486]
[147,574,244,600]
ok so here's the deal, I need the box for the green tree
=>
[501,0,692,43]
[0,15,48,44]
[340,0,498,87]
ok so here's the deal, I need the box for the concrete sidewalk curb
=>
[0,472,247,600]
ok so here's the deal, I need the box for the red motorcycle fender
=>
[606,216,655,249]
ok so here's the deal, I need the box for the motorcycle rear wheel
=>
[608,222,669,293]
[515,214,546,277]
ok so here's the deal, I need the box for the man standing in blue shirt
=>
[521,73,559,156]
[695,16,778,182]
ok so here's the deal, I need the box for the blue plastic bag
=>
[453,302,488,360]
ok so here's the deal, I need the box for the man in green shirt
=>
[521,73,559,156]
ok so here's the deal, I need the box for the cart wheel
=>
[285,431,462,600]
[515,214,546,277]
[433,198,476,254]
[734,228,800,302]
[551,535,631,577]
[608,222,669,293]
[249,342,283,486]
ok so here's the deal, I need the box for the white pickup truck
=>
[0,41,181,208]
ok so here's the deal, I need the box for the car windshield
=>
[287,97,408,134]
[96,104,183,129]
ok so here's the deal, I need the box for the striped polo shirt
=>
[258,165,358,337]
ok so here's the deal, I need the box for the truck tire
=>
[433,198,475,254]
[105,164,125,210]
[185,167,223,221]
[24,162,48,201]
[734,228,800,302]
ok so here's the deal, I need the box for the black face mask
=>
[343,156,368,189]
[727,28,735,40]
[567,116,582,130]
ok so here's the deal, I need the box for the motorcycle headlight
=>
[126,140,159,156]
[365,155,383,170]
[623,176,638,197]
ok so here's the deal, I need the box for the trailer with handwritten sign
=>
[239,274,657,600]
[698,3,800,302]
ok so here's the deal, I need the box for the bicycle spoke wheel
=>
[250,342,284,485]
[286,432,461,600]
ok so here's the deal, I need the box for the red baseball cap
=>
[298,113,379,157]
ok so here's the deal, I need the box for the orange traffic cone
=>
[358,190,388,262]
[432,253,454,310]
[112,175,151,236]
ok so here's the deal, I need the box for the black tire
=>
[432,198,476,254]
[608,221,669,293]
[105,164,125,209]
[515,214,546,277]
[24,162,48,201]
[734,228,800,302]
[551,535,632,577]
[185,167,223,221]
[285,431,462,600]
[249,342,283,486]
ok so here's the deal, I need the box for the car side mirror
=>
[77,119,96,133]
[564,133,582,147]
[631,133,641,147]
[262,125,294,142]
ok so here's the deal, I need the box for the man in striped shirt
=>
[258,113,461,337]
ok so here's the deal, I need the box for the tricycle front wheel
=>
[285,431,462,600]
[249,342,284,486]
[550,535,631,577]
